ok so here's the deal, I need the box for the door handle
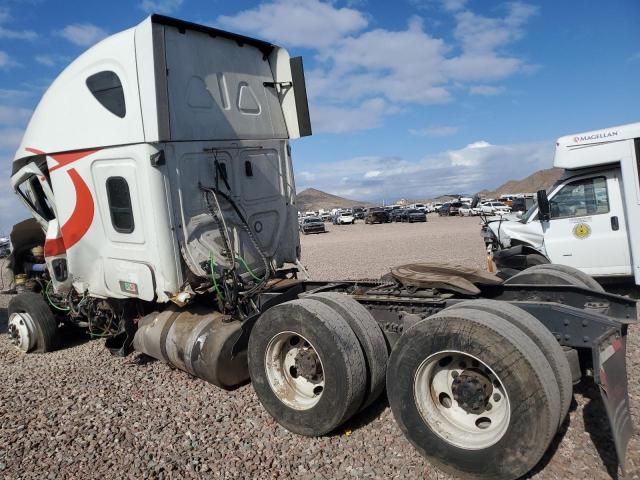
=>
[611,216,619,231]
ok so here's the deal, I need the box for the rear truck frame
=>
[4,14,636,480]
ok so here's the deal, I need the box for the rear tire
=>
[515,264,604,292]
[445,300,572,426]
[8,292,58,353]
[506,263,604,291]
[306,292,388,410]
[386,308,560,480]
[248,298,367,436]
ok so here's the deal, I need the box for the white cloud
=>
[310,97,390,133]
[0,106,32,126]
[295,140,553,200]
[409,125,459,137]
[0,7,9,24]
[217,0,538,134]
[469,85,505,96]
[34,54,68,67]
[0,127,24,150]
[442,0,467,12]
[139,0,183,14]
[57,24,108,47]
[0,50,17,69]
[217,0,368,49]
[0,27,37,40]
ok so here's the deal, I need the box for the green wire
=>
[209,253,225,300]
[45,281,70,311]
[236,255,264,282]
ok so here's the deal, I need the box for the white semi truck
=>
[5,15,637,480]
[484,122,640,289]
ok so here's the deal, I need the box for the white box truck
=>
[4,15,637,480]
[484,122,640,290]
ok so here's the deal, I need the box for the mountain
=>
[482,167,564,198]
[296,188,371,212]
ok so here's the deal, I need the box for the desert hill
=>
[481,167,563,198]
[296,188,371,212]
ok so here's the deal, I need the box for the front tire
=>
[387,308,560,480]
[8,292,59,353]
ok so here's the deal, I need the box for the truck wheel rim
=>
[413,350,510,449]
[8,312,37,352]
[265,331,325,410]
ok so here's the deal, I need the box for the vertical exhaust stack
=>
[133,307,249,389]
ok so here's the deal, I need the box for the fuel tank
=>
[133,306,249,389]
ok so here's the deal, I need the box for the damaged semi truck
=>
[5,15,637,480]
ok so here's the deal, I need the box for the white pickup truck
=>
[483,122,640,288]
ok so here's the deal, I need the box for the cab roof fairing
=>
[13,14,304,166]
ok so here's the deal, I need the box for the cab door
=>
[542,170,631,276]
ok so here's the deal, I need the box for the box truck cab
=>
[484,122,640,285]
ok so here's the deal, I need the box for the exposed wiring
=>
[209,252,225,301]
[45,281,70,311]
[236,255,263,282]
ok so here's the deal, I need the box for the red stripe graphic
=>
[26,147,45,156]
[60,168,94,250]
[49,149,101,172]
[44,237,66,257]
[26,147,99,256]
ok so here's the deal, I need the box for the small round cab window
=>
[86,71,126,118]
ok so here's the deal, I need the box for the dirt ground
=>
[0,214,638,479]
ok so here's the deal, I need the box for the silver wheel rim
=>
[8,312,37,352]
[414,350,510,449]
[265,331,325,410]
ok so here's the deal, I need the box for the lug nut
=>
[493,393,501,402]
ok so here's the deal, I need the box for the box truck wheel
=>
[525,253,548,267]
[386,308,561,480]
[306,292,388,411]
[509,264,604,292]
[445,300,572,427]
[248,298,367,436]
[8,292,58,353]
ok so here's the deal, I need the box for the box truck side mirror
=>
[536,189,550,221]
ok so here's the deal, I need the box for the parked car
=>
[401,209,427,223]
[390,208,405,222]
[352,207,365,220]
[431,203,443,213]
[320,212,331,222]
[480,201,511,215]
[333,211,355,224]
[438,202,462,216]
[438,203,450,216]
[458,203,480,216]
[364,207,390,224]
[299,216,326,234]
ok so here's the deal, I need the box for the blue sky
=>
[1,0,639,231]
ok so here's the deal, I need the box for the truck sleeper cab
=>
[5,16,636,480]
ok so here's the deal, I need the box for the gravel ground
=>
[0,214,638,479]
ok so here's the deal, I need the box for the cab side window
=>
[86,71,126,118]
[106,177,134,233]
[550,176,609,219]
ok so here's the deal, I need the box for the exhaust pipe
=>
[133,307,249,389]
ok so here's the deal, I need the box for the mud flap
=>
[593,327,633,474]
